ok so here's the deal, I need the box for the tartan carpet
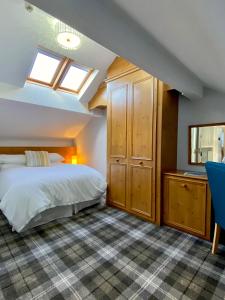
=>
[0,206,225,300]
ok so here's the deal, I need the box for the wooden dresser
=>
[163,171,211,240]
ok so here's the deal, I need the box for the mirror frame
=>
[188,122,225,165]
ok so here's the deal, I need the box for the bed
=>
[0,147,106,232]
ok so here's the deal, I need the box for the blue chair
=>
[205,161,225,254]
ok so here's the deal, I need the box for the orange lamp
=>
[71,155,78,164]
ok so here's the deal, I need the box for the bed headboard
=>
[0,147,76,163]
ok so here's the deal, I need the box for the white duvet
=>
[0,164,106,232]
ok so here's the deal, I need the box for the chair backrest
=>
[205,161,225,230]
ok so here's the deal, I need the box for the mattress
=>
[0,164,106,232]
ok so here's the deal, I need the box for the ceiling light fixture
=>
[56,21,81,50]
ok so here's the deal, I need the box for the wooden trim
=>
[26,78,53,87]
[161,89,179,171]
[163,174,208,184]
[205,184,212,241]
[155,82,179,226]
[163,170,208,181]
[88,83,107,110]
[156,79,163,225]
[52,58,72,90]
[189,122,225,128]
[152,77,158,223]
[0,147,76,164]
[105,57,140,83]
[105,68,139,83]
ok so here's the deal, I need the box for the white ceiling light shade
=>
[57,32,81,49]
[56,21,81,50]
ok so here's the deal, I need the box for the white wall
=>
[177,88,225,171]
[75,112,107,177]
[0,98,92,139]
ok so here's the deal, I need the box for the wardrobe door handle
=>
[139,161,144,166]
[181,183,188,188]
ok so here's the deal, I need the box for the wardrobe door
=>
[129,71,156,161]
[108,161,127,208]
[107,78,129,208]
[129,164,154,220]
[127,71,157,221]
[108,81,128,160]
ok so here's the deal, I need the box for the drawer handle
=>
[139,161,144,165]
[116,159,120,163]
[181,184,188,188]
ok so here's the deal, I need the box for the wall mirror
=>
[189,123,225,165]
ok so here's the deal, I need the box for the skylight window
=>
[27,48,93,94]
[29,51,61,85]
[59,65,90,92]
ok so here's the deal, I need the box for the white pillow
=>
[0,154,26,164]
[0,153,64,164]
[49,153,64,163]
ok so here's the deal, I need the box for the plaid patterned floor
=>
[0,206,225,300]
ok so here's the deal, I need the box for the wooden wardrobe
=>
[106,57,179,224]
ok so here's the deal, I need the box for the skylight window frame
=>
[57,62,93,94]
[27,49,65,87]
[27,48,93,95]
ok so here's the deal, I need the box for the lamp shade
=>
[56,21,81,50]
[71,155,78,164]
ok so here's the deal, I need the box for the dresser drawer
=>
[163,175,210,239]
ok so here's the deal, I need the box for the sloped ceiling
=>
[0,98,91,139]
[113,0,225,94]
[0,0,115,93]
[0,0,116,140]
[29,0,225,97]
[28,0,203,98]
